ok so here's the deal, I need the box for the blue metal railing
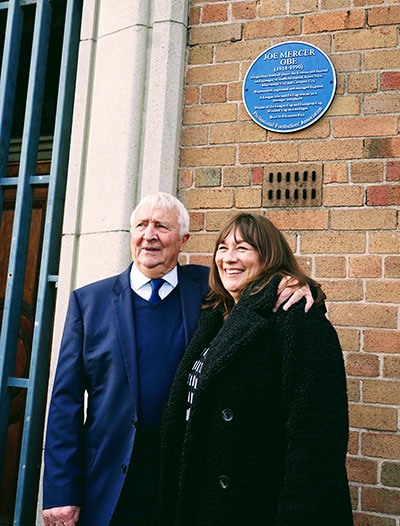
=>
[0,0,23,223]
[0,0,52,481]
[0,0,53,486]
[0,1,40,10]
[0,0,82,523]
[14,0,82,521]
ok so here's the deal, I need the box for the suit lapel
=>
[178,266,205,347]
[110,263,208,420]
[111,265,139,421]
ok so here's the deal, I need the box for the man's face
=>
[131,204,190,279]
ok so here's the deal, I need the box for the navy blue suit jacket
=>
[43,263,210,526]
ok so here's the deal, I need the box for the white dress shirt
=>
[130,262,178,301]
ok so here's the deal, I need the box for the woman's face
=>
[215,229,262,302]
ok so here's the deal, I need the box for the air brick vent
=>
[262,164,323,207]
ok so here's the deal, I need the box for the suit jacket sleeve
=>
[274,305,351,525]
[43,290,85,509]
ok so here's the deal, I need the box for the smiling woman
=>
[215,232,262,303]
[208,213,323,318]
[157,213,353,526]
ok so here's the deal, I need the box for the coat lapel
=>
[163,277,281,477]
[111,265,139,422]
[195,276,282,391]
[109,263,208,421]
[167,276,281,419]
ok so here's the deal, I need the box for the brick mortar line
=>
[349,426,400,433]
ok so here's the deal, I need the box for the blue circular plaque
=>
[243,41,336,133]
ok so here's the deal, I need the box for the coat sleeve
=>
[274,306,352,525]
[43,290,85,509]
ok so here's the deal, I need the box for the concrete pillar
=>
[37,1,189,521]
[139,0,189,198]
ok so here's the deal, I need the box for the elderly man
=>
[42,193,312,526]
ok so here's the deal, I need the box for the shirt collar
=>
[130,262,178,292]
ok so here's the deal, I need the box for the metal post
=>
[0,0,52,488]
[13,0,82,522]
[0,0,23,225]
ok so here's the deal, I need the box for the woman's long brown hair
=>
[206,213,325,317]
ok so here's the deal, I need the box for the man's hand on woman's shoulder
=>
[273,276,313,313]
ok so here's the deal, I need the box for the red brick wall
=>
[178,1,400,524]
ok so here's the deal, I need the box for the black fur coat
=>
[157,276,353,526]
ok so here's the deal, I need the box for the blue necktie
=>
[149,278,164,304]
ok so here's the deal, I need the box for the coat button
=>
[131,420,137,428]
[121,464,127,474]
[219,475,230,489]
[222,408,233,422]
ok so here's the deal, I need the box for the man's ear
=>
[180,232,190,251]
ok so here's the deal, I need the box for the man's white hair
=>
[130,192,190,236]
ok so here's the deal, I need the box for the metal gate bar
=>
[0,1,40,10]
[0,0,23,223]
[14,0,82,522]
[0,0,52,487]
[0,0,82,520]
